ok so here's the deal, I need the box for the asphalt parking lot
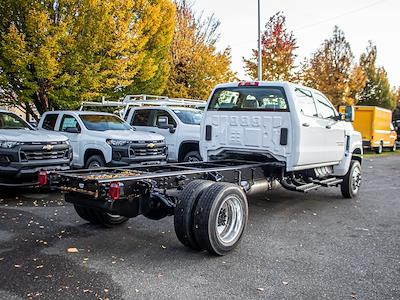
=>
[0,154,399,300]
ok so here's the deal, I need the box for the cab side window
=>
[131,110,152,126]
[295,88,317,117]
[314,93,337,119]
[42,114,58,131]
[153,110,176,127]
[59,115,81,132]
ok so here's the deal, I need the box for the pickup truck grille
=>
[19,144,70,162]
[131,147,165,157]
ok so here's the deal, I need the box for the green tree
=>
[165,0,236,100]
[299,26,366,106]
[357,42,396,110]
[0,0,175,118]
[243,12,297,81]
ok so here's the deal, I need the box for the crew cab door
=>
[57,114,82,165]
[130,109,178,160]
[294,87,328,166]
[150,109,178,160]
[313,92,346,162]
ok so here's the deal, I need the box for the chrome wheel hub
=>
[351,166,361,193]
[215,195,244,246]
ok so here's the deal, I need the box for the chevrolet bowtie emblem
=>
[147,143,156,149]
[42,144,54,151]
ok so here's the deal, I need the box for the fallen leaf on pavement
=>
[67,247,79,253]
[256,288,265,292]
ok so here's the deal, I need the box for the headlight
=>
[64,140,70,145]
[106,139,130,146]
[0,141,22,149]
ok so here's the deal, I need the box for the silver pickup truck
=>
[0,109,72,186]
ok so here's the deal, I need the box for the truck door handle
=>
[150,131,156,133]
[326,125,331,129]
[302,123,310,127]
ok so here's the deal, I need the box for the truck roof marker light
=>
[108,182,121,201]
[38,170,48,186]
[238,81,259,86]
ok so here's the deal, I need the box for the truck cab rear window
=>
[208,86,288,111]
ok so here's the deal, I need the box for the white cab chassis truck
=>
[43,82,363,256]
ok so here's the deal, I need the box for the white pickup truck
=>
[80,96,205,162]
[38,111,167,168]
[125,106,203,162]
[45,81,363,256]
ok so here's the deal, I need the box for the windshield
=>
[173,109,203,125]
[80,114,131,131]
[0,112,31,130]
[208,86,289,111]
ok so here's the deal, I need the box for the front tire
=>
[73,205,99,224]
[375,142,383,154]
[183,151,202,162]
[193,182,248,256]
[391,142,397,152]
[85,155,106,169]
[341,160,362,199]
[93,210,129,228]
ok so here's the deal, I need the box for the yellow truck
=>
[340,106,397,154]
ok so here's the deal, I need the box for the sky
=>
[193,0,399,86]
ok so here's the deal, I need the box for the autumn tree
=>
[0,0,175,118]
[299,26,366,106]
[357,42,396,110]
[165,0,236,100]
[243,12,297,81]
[393,87,400,120]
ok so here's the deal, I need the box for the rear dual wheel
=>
[174,180,248,255]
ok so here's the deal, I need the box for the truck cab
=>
[200,81,362,176]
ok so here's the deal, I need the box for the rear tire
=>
[391,142,397,152]
[85,155,106,169]
[183,151,202,162]
[73,205,99,224]
[341,160,361,199]
[193,182,248,256]
[375,142,383,154]
[174,180,213,250]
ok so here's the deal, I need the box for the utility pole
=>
[257,0,262,81]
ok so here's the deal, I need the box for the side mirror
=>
[157,116,169,129]
[65,127,80,134]
[344,106,355,122]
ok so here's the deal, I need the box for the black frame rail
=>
[49,160,285,199]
